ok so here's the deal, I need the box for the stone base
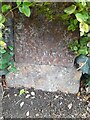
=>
[6,63,82,94]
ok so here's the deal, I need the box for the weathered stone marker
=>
[6,4,82,94]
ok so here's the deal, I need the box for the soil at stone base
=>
[2,87,90,119]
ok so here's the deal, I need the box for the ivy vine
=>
[62,1,90,86]
[62,1,90,55]
[0,1,33,75]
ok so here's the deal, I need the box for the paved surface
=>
[6,3,81,94]
[2,87,90,119]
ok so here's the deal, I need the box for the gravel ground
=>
[2,87,90,119]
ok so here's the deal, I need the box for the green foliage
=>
[0,1,32,75]
[36,3,53,20]
[19,5,31,17]
[68,18,78,31]
[0,49,6,54]
[0,14,5,23]
[86,78,90,86]
[64,5,76,15]
[75,55,90,74]
[63,2,90,36]
[75,55,90,86]
[69,37,90,55]
[79,22,90,36]
[2,4,11,13]
[75,12,88,22]
[64,1,90,55]
[16,0,32,17]
[0,23,5,29]
[65,2,90,86]
[19,89,25,95]
[0,52,11,69]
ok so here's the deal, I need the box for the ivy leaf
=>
[2,4,11,13]
[64,5,76,15]
[68,24,76,31]
[61,14,69,20]
[0,14,5,23]
[0,60,8,70]
[80,31,84,36]
[3,52,12,63]
[75,13,88,22]
[0,49,6,54]
[22,5,31,17]
[19,89,25,95]
[81,63,89,74]
[0,41,6,48]
[74,19,78,25]
[75,13,83,22]
[16,0,21,6]
[0,23,5,29]
[18,7,23,13]
[79,22,90,35]
[78,47,88,55]
[10,51,14,56]
[81,1,86,7]
[86,78,90,86]
[82,11,88,19]
[75,0,86,7]
[87,2,90,7]
[23,2,33,7]
[8,66,16,72]
[83,23,90,33]
[0,17,5,24]
[8,46,14,51]
[80,37,89,46]
[73,46,78,51]
[0,32,2,38]
[75,55,90,75]
[18,5,31,17]
[0,14,2,22]
[87,33,90,37]
[0,52,12,70]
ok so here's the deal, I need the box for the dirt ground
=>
[2,87,90,119]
